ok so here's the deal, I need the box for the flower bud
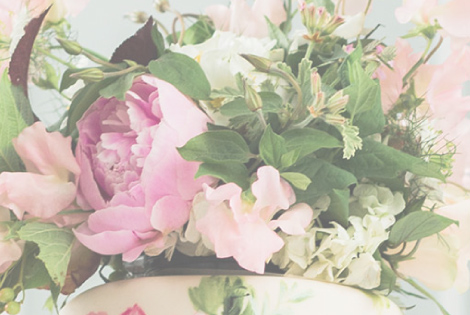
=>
[154,0,170,13]
[311,71,322,95]
[70,68,105,82]
[241,54,273,73]
[327,90,349,114]
[244,83,263,112]
[125,11,149,24]
[56,37,82,56]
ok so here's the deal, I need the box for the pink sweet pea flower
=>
[396,0,470,44]
[0,206,24,273]
[206,0,287,38]
[27,0,91,23]
[195,166,313,273]
[333,0,370,15]
[397,199,470,293]
[0,122,80,220]
[374,38,420,113]
[74,75,215,261]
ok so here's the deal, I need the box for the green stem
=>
[364,0,373,15]
[36,47,76,69]
[305,41,315,60]
[82,50,122,70]
[255,109,267,129]
[403,278,451,315]
[103,65,146,78]
[82,47,108,62]
[402,38,432,86]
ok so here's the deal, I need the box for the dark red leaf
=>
[8,7,50,98]
[110,17,158,66]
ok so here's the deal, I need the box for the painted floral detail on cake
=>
[86,304,146,315]
[188,276,314,315]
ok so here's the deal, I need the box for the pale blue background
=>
[21,0,470,314]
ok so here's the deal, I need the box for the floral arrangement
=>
[1,0,470,314]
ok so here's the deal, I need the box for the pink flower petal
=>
[150,195,191,234]
[252,166,294,213]
[0,172,77,219]
[269,203,314,235]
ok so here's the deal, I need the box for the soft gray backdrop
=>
[21,0,470,314]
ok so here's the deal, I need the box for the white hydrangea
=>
[272,184,406,290]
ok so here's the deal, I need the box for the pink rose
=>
[0,122,80,220]
[194,166,313,273]
[74,75,215,261]
[206,0,287,38]
[0,0,89,38]
[0,206,24,273]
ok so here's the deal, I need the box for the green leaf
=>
[282,128,343,160]
[290,158,357,205]
[351,88,385,136]
[344,62,381,120]
[388,211,457,246]
[99,71,143,100]
[17,223,75,286]
[0,72,29,172]
[266,18,289,51]
[189,276,229,315]
[320,189,350,227]
[59,68,80,92]
[66,77,118,135]
[196,162,250,190]
[151,23,166,58]
[339,43,362,87]
[281,172,312,190]
[280,149,302,169]
[259,125,287,168]
[178,130,252,163]
[297,58,314,108]
[183,19,214,45]
[149,52,211,100]
[338,123,362,159]
[337,139,445,180]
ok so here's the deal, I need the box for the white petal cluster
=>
[272,184,406,290]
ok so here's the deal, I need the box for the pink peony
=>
[205,0,287,38]
[194,166,313,273]
[74,75,215,261]
[0,206,24,273]
[0,122,80,220]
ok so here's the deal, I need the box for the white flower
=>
[333,12,366,39]
[343,252,382,289]
[170,31,276,90]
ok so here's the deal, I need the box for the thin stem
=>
[82,50,122,70]
[364,0,373,15]
[255,109,267,128]
[403,278,451,315]
[82,47,108,62]
[36,47,76,69]
[305,41,315,60]
[402,38,432,86]
[424,36,443,64]
[171,10,186,45]
[102,65,146,78]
